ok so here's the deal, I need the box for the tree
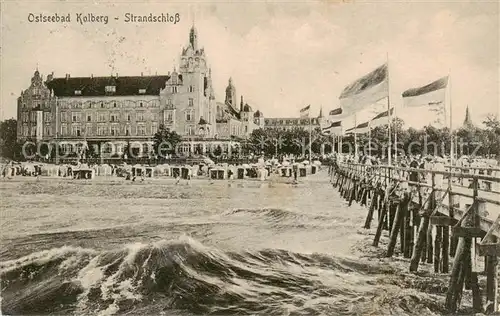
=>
[153,124,182,157]
[0,119,18,160]
[213,145,222,157]
[481,113,500,157]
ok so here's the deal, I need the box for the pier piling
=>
[334,162,500,314]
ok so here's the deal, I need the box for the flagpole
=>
[339,129,343,154]
[309,108,312,164]
[387,52,392,166]
[449,70,454,164]
[354,113,358,158]
[393,105,397,163]
[443,76,448,152]
[368,125,372,157]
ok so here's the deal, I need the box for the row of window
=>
[163,110,195,122]
[20,125,53,137]
[20,111,54,122]
[165,85,196,94]
[22,98,196,112]
[60,111,160,123]
[59,142,153,154]
[74,86,148,96]
[264,119,320,125]
[57,99,161,109]
[59,123,159,137]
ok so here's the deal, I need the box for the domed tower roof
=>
[226,77,235,90]
[254,110,263,117]
[243,103,253,112]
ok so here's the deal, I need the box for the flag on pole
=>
[402,76,448,108]
[345,107,394,134]
[345,122,370,134]
[328,107,350,121]
[369,108,394,128]
[322,121,342,136]
[300,105,311,118]
[339,63,389,115]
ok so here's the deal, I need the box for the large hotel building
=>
[17,26,322,157]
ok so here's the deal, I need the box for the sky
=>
[1,0,499,130]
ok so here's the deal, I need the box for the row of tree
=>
[1,114,499,161]
[245,113,500,158]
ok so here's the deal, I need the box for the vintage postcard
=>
[1,0,499,315]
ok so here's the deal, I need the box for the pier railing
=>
[331,162,500,314]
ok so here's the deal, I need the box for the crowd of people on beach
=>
[0,154,324,184]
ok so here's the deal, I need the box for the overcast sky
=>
[1,0,498,129]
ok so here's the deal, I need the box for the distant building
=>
[263,108,323,131]
[16,26,263,157]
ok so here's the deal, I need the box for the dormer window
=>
[105,86,116,93]
[139,89,146,94]
[74,90,82,95]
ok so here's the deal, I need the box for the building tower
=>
[225,78,236,108]
[189,24,198,50]
[463,105,474,129]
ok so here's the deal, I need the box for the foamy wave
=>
[1,236,446,316]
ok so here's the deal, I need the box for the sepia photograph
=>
[0,0,499,315]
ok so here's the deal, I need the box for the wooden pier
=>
[331,162,500,314]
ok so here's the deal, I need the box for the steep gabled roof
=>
[46,75,170,97]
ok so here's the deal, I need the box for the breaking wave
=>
[1,236,445,315]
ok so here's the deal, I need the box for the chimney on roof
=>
[141,72,143,76]
[168,71,170,76]
[65,74,70,80]
[91,74,93,78]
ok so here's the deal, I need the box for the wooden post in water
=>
[485,236,498,313]
[403,194,413,258]
[364,190,378,229]
[427,224,434,264]
[471,269,483,313]
[434,225,443,273]
[442,225,450,273]
[449,186,460,257]
[446,177,480,313]
[410,215,430,272]
[400,199,406,254]
[348,177,357,206]
[387,199,404,257]
[445,234,470,312]
[410,191,433,272]
[373,200,388,247]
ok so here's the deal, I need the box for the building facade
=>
[263,108,324,132]
[16,26,263,156]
